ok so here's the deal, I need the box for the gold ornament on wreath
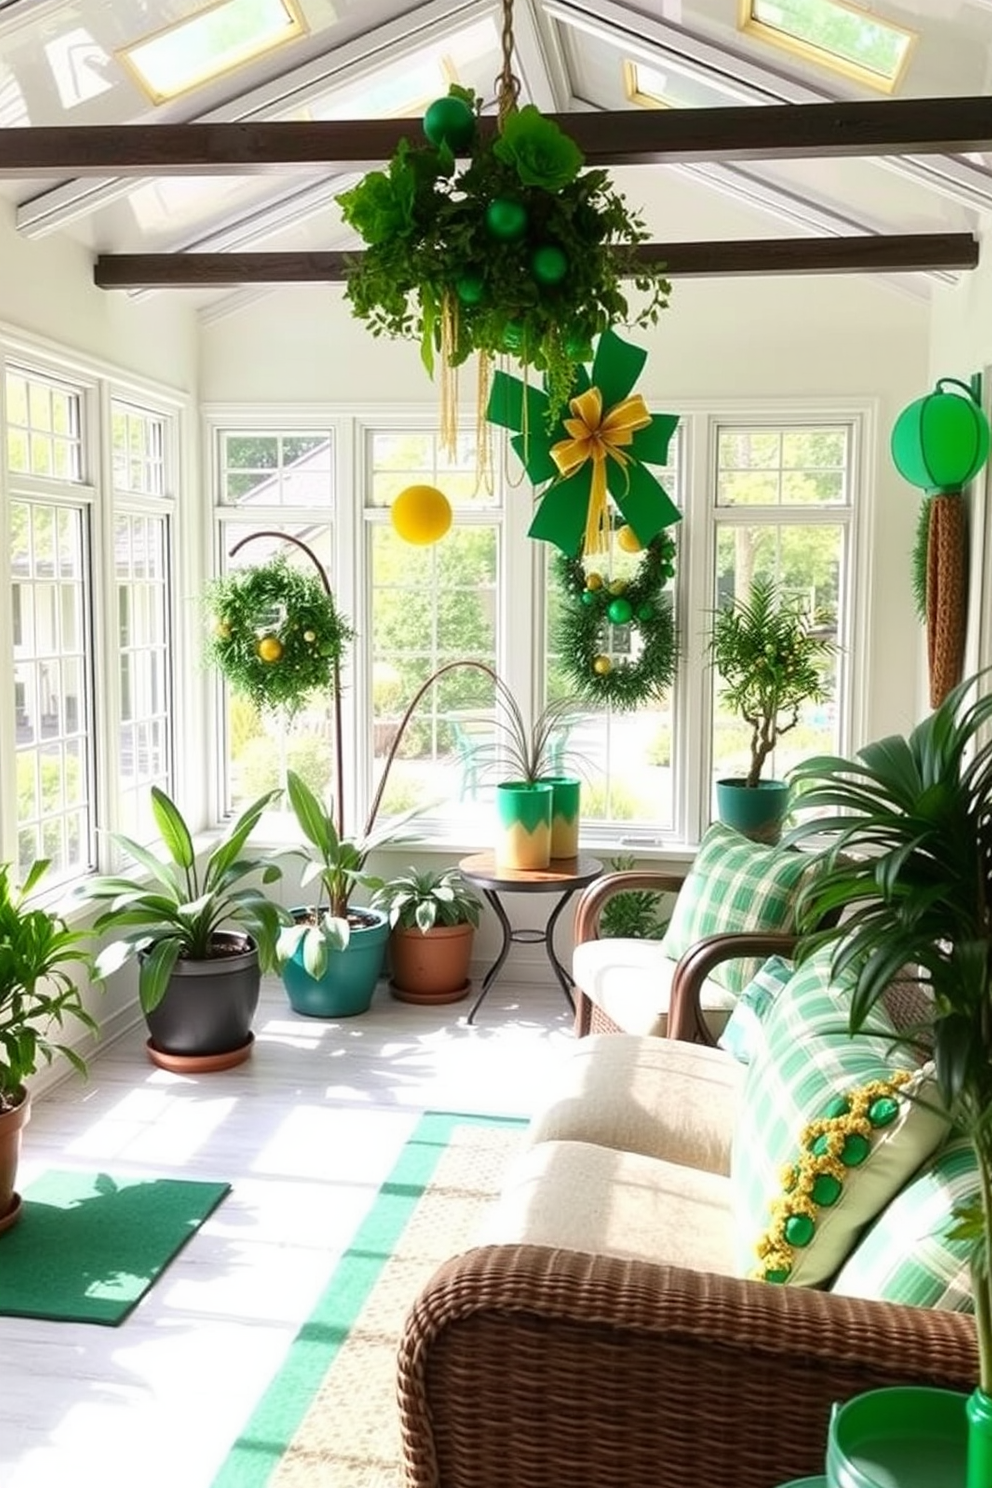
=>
[204,554,353,716]
[552,530,677,710]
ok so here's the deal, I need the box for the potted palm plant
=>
[81,786,290,1071]
[706,573,835,843]
[372,867,482,1004]
[0,859,95,1232]
[786,673,992,1485]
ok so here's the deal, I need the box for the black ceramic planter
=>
[143,932,261,1058]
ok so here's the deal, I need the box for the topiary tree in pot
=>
[707,574,836,843]
[0,859,96,1232]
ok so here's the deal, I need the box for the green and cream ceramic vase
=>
[496,780,553,871]
[542,775,581,859]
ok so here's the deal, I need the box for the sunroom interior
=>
[3,0,992,1480]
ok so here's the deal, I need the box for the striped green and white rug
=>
[213,1110,525,1488]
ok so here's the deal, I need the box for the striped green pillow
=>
[659,823,815,995]
[831,1137,976,1311]
[730,947,950,1287]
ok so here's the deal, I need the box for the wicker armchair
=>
[397,934,976,1488]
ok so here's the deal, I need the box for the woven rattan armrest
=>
[398,1243,977,1488]
[667,930,799,1045]
[571,871,688,1037]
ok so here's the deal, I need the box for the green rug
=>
[213,1109,525,1488]
[0,1169,231,1325]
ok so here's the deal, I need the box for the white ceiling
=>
[1,0,990,313]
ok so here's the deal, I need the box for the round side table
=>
[458,852,602,1024]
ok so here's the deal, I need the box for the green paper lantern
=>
[423,95,476,152]
[531,244,568,284]
[891,377,990,493]
[486,198,527,241]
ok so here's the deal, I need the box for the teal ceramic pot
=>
[281,909,389,1018]
[496,780,553,870]
[715,778,791,845]
[826,1386,968,1487]
[541,775,581,859]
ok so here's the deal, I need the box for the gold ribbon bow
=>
[549,387,652,555]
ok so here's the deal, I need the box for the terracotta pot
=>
[389,922,475,1004]
[0,1090,30,1232]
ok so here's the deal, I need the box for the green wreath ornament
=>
[205,556,353,715]
[552,532,677,709]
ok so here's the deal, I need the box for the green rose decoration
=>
[338,149,416,245]
[493,105,584,190]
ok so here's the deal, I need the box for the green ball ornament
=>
[580,590,597,607]
[891,378,991,493]
[531,244,568,285]
[423,95,475,152]
[564,332,594,361]
[636,603,654,622]
[486,198,527,241]
[456,272,484,305]
[607,597,633,625]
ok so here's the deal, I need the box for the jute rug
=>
[213,1111,525,1488]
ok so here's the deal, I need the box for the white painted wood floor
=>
[0,974,576,1488]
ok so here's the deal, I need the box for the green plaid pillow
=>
[717,955,794,1064]
[659,823,814,994]
[730,947,950,1287]
[831,1138,976,1311]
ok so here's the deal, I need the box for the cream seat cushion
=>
[477,1138,736,1274]
[525,1033,745,1175]
[571,937,735,1037]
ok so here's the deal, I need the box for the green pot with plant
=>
[275,769,423,1018]
[786,673,992,1487]
[0,859,96,1231]
[80,787,289,1070]
[373,867,482,1004]
[707,574,835,844]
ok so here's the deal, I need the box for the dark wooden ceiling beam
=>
[93,234,979,288]
[6,97,992,177]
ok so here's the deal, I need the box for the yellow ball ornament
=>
[608,578,627,596]
[391,484,452,545]
[617,524,643,554]
[257,635,283,663]
[585,572,603,591]
[215,620,231,639]
[593,655,612,676]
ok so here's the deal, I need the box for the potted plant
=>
[81,786,290,1071]
[0,859,96,1232]
[373,867,482,1004]
[274,769,425,1018]
[706,573,835,843]
[786,673,992,1484]
[467,681,582,870]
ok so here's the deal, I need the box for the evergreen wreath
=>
[205,556,353,715]
[552,532,677,710]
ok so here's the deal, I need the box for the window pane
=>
[368,429,498,508]
[13,499,93,881]
[114,511,172,835]
[717,426,849,506]
[6,369,83,481]
[220,432,333,507]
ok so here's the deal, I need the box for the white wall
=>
[0,198,200,391]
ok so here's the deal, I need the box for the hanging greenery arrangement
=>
[552,532,678,710]
[336,70,670,428]
[204,555,353,715]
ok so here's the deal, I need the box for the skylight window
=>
[119,0,308,104]
[740,0,916,93]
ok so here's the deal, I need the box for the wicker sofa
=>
[396,935,978,1488]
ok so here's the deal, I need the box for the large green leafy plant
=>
[0,860,96,1111]
[337,86,670,420]
[82,787,290,1014]
[707,575,836,787]
[787,675,992,1389]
